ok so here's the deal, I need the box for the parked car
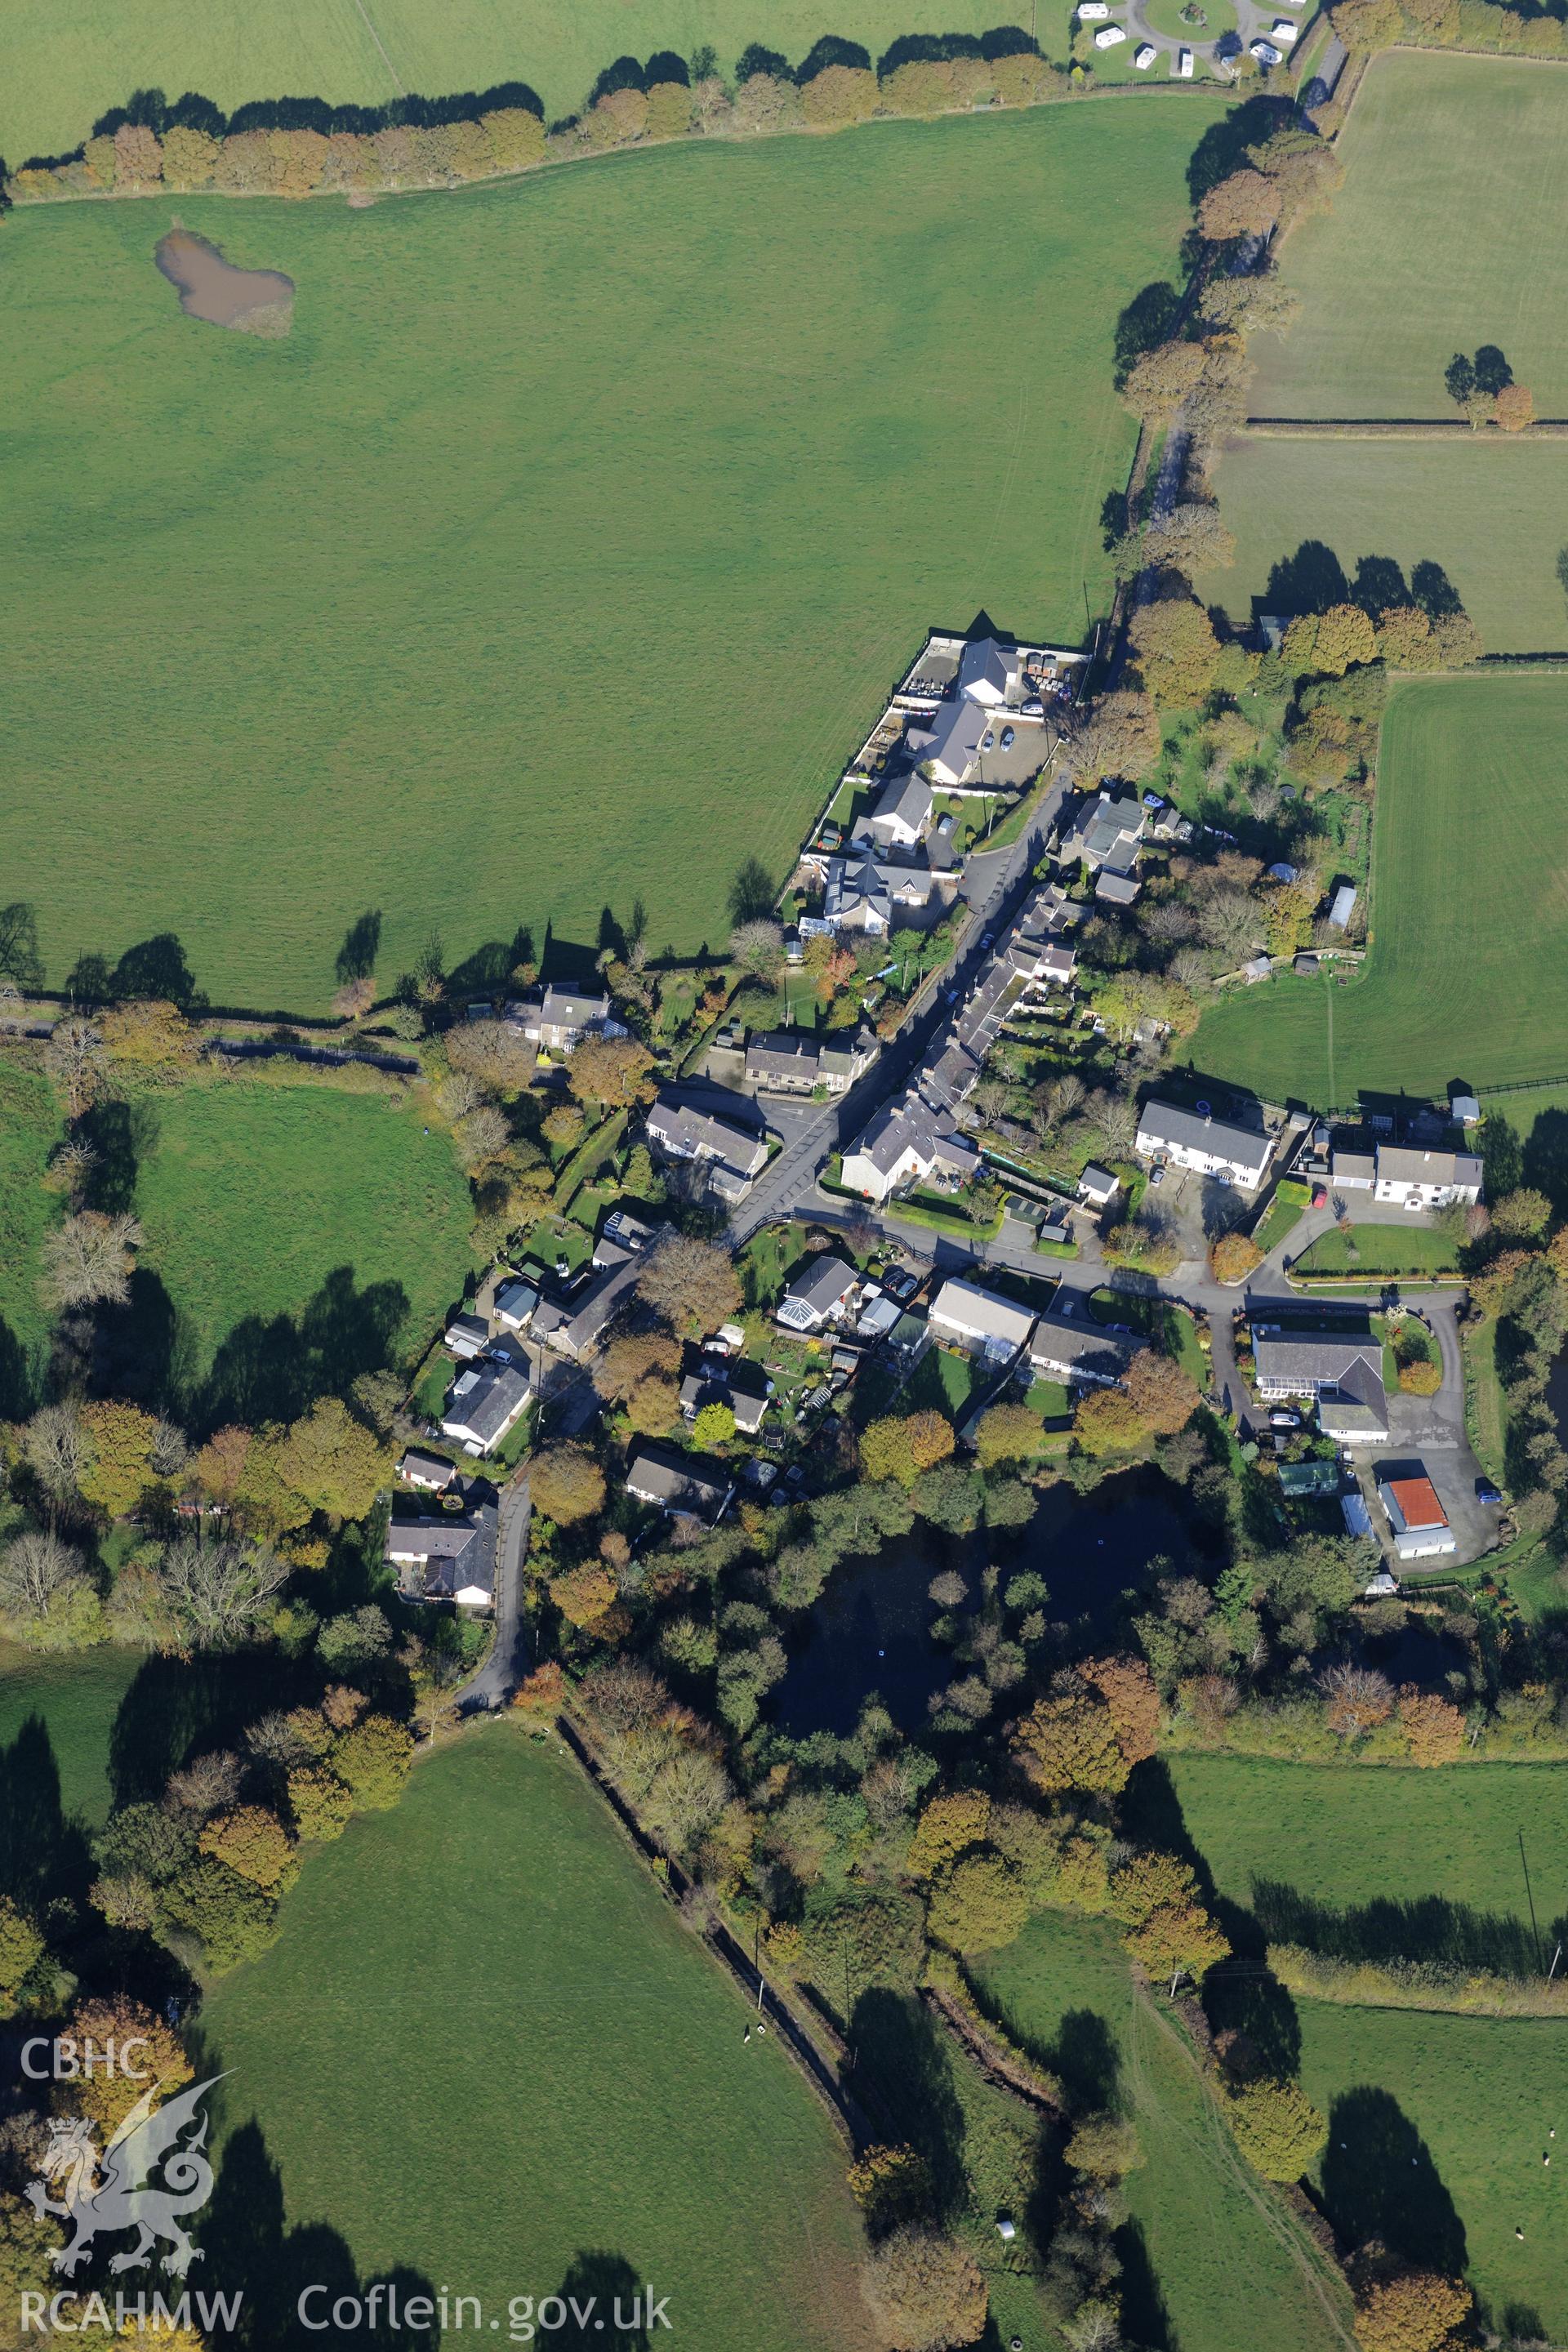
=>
[1269,1410,1300,1430]
[982,732,996,751]
[1149,1166,1165,1187]
[979,931,995,951]
[1475,1477,1503,1503]
[1000,726,1016,748]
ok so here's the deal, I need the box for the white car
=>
[1250,37,1282,60]
[1175,45,1194,74]
[1134,42,1157,65]
[1094,24,1128,45]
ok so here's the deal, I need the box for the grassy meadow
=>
[0,1642,142,1825]
[976,1911,1351,2352]
[0,1062,62,1390]
[0,101,1222,1009]
[1251,53,1568,421]
[0,1067,474,1416]
[1297,1997,1568,2343]
[1169,1755,1568,1924]
[1,0,1022,167]
[1194,671,1568,1103]
[198,1722,864,2352]
[1195,432,1568,657]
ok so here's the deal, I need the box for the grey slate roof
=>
[388,1501,499,1601]
[1376,1146,1483,1190]
[782,1254,859,1322]
[1028,1312,1135,1384]
[1137,1098,1272,1178]
[441,1356,531,1449]
[625,1443,731,1518]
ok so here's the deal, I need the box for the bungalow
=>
[929,1276,1036,1361]
[441,1356,532,1454]
[443,1312,489,1360]
[1378,1471,1456,1561]
[1095,869,1142,908]
[387,1499,499,1610]
[1250,1325,1389,1445]
[493,1277,540,1334]
[645,1093,770,1205]
[505,984,627,1054]
[1078,1163,1120,1209]
[777,1254,861,1334]
[840,1094,981,1205]
[397,1447,457,1493]
[679,1364,772,1436]
[858,769,934,853]
[745,1027,878,1097]
[1373,1145,1483,1209]
[1134,1099,1274,1191]
[1028,1312,1134,1389]
[625,1442,733,1523]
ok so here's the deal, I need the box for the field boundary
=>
[1242,417,1568,437]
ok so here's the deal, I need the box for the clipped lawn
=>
[1196,432,1568,657]
[0,1060,61,1399]
[0,1644,143,1827]
[1292,1223,1459,1279]
[198,1724,863,2352]
[0,101,1222,1008]
[976,1910,1350,2352]
[1297,1997,1568,2344]
[127,1076,474,1396]
[1169,1754,1568,1923]
[1194,673,1568,1102]
[2,1,1021,167]
[1251,52,1568,419]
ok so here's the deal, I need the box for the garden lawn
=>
[0,1644,142,1826]
[1291,1223,1459,1279]
[127,1076,474,1388]
[0,1061,61,1403]
[1193,673,1568,1102]
[1250,52,1568,419]
[1297,1996,1568,2344]
[1195,432,1568,657]
[1169,1754,1568,1923]
[0,102,1222,1009]
[976,1910,1349,2352]
[2,0,1022,167]
[197,1724,863,2352]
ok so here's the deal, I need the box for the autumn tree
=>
[800,64,878,124]
[1227,2076,1326,2180]
[1330,0,1402,52]
[861,1412,955,1487]
[1197,168,1280,241]
[1354,2272,1472,2352]
[1067,688,1161,786]
[973,1403,1042,1467]
[860,2228,987,2352]
[1013,1685,1129,1795]
[0,1530,102,1650]
[1087,1654,1160,1767]
[198,1806,297,1892]
[40,1210,141,1310]
[1129,595,1223,707]
[848,2145,934,2237]
[271,1398,389,1524]
[162,124,220,189]
[568,1035,654,1107]
[1319,1661,1395,1740]
[0,1899,45,2012]
[530,1445,607,1526]
[1398,1686,1464,1765]
[1209,1230,1262,1284]
[329,1713,414,1811]
[154,1536,288,1649]
[1120,339,1208,421]
[1124,1348,1200,1437]
[77,1401,162,1517]
[624,1374,681,1436]
[100,999,199,1077]
[905,1790,991,1880]
[1142,501,1237,577]
[114,122,164,188]
[287,1764,354,1842]
[548,1561,619,1628]
[1071,1387,1146,1459]
[483,106,546,171]
[637,1235,742,1335]
[1111,1848,1230,1980]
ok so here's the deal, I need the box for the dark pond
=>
[773,1468,1196,1738]
[155,229,294,336]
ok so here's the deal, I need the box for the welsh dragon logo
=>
[24,2074,225,2277]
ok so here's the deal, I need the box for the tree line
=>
[3,33,1068,206]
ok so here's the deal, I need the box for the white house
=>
[646,1093,770,1204]
[1374,1145,1483,1209]
[1134,1099,1274,1191]
[957,637,1024,708]
[1378,1472,1456,1561]
[397,1447,457,1493]
[387,1502,498,1610]
[1029,1313,1134,1388]
[777,1254,860,1334]
[1078,1163,1120,1209]
[1250,1325,1388,1445]
[1250,38,1282,61]
[928,1277,1036,1361]
[441,1356,532,1454]
[858,769,934,853]
[1078,1,1111,16]
[840,1094,980,1205]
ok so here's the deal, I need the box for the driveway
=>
[459,1471,530,1713]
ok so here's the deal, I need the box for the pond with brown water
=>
[154,228,293,336]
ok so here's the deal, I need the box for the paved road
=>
[460,1472,530,1713]
[733,778,1068,1241]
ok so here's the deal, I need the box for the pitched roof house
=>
[1028,1312,1135,1388]
[645,1094,770,1204]
[387,1499,499,1608]
[505,984,627,1053]
[440,1355,532,1454]
[625,1442,733,1522]
[1250,1323,1389,1445]
[840,1094,981,1205]
[1134,1099,1274,1190]
[929,1276,1035,1360]
[777,1255,861,1333]
[1373,1146,1482,1209]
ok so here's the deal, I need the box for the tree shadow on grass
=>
[108,1647,311,1807]
[195,1265,410,1432]
[1116,2216,1174,2352]
[0,1713,93,1913]
[853,1988,969,2219]
[1251,1878,1540,1979]
[1319,2086,1465,2273]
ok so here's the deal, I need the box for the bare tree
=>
[21,1405,85,1512]
[40,1211,141,1311]
[729,917,783,979]
[164,1750,243,1819]
[0,1529,89,1625]
[42,1015,108,1117]
[1048,1072,1086,1127]
[156,1537,288,1649]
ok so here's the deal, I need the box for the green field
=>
[1297,1998,1568,2342]
[1292,1223,1458,1278]
[1196,434,1568,656]
[0,1061,62,1392]
[1170,1756,1568,1924]
[0,104,1221,1009]
[1251,53,1568,420]
[0,2,1023,167]
[977,1911,1350,2352]
[1194,672,1568,1104]
[0,1643,142,1825]
[198,1723,862,2351]
[0,1070,473,1412]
